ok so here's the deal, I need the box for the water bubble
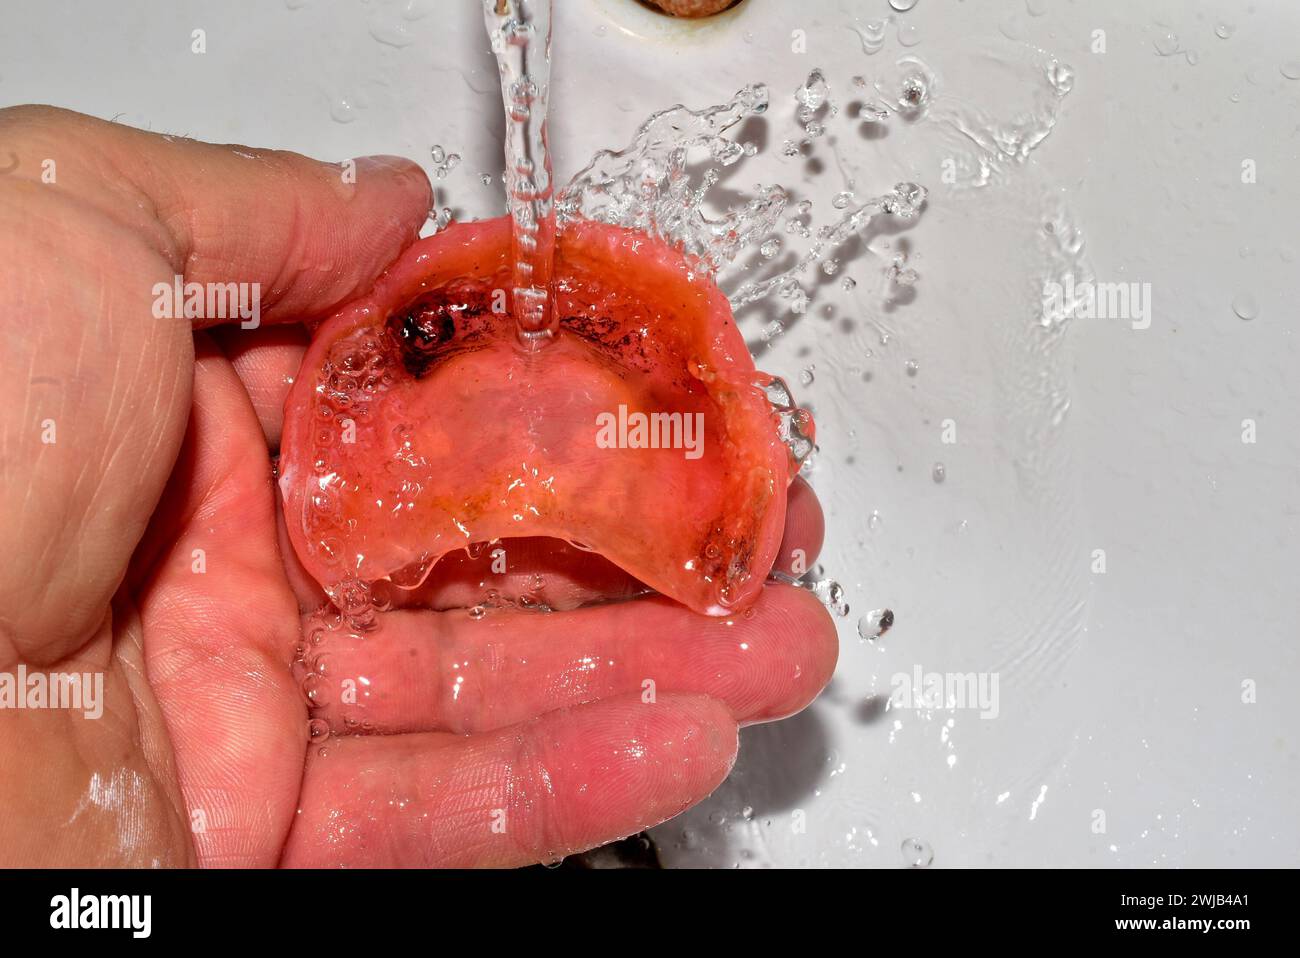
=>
[308,718,331,743]
[1231,294,1259,321]
[857,608,895,640]
[832,191,854,210]
[480,173,492,185]
[841,276,858,291]
[431,144,446,164]
[902,837,934,867]
[1215,22,1235,40]
[821,258,840,276]
[760,238,782,259]
[932,462,946,483]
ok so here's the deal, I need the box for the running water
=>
[483,0,557,346]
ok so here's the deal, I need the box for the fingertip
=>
[777,476,826,577]
[740,583,839,725]
[350,154,432,229]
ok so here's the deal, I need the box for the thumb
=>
[0,104,432,325]
[0,106,429,666]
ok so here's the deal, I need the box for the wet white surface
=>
[4,0,1297,866]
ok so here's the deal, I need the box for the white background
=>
[3,0,1297,867]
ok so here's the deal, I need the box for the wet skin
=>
[0,106,837,867]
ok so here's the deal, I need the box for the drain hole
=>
[636,0,746,19]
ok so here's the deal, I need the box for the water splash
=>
[557,83,785,278]
[730,182,927,310]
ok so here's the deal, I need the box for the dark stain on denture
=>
[561,312,657,375]
[386,287,494,379]
[697,523,756,591]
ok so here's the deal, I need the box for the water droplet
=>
[1185,49,1199,66]
[1283,61,1300,80]
[1025,0,1048,15]
[852,20,889,56]
[902,837,934,867]
[889,0,917,11]
[898,23,921,47]
[905,359,919,376]
[841,276,858,291]
[330,96,360,124]
[480,173,492,185]
[308,718,331,743]
[760,238,782,259]
[1153,31,1181,57]
[799,366,815,386]
[932,462,946,483]
[795,69,831,127]
[1215,22,1235,40]
[857,608,895,640]
[897,69,930,114]
[1232,293,1259,321]
[821,258,840,276]
[811,579,849,617]
[832,190,854,210]
[1047,60,1075,95]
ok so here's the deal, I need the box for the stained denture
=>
[279,215,811,616]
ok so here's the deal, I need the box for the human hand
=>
[0,105,837,867]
